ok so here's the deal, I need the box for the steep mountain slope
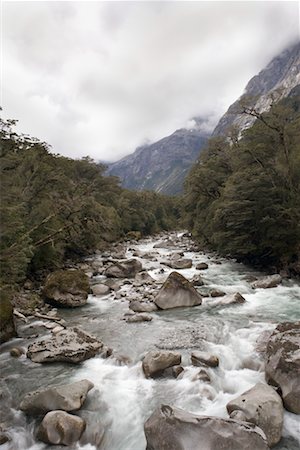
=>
[213,41,300,136]
[106,127,209,195]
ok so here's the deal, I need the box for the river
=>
[0,232,299,449]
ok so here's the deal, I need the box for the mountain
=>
[106,126,209,195]
[213,41,300,136]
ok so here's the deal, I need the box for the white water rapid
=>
[0,232,299,449]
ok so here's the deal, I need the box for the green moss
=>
[0,288,16,343]
[43,269,90,296]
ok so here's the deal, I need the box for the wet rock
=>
[126,314,152,323]
[10,347,25,357]
[210,289,226,297]
[142,351,181,378]
[215,292,246,306]
[265,321,300,414]
[190,276,203,289]
[129,300,157,312]
[20,379,94,415]
[227,382,283,447]
[0,432,10,445]
[144,405,269,450]
[251,275,282,289]
[154,272,202,310]
[134,271,155,285]
[91,284,110,296]
[37,410,86,445]
[105,279,122,291]
[104,259,142,278]
[191,351,219,368]
[167,259,193,270]
[192,369,211,383]
[153,240,176,249]
[43,270,90,308]
[196,262,209,270]
[27,327,103,364]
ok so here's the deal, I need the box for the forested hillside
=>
[0,116,178,287]
[184,88,300,272]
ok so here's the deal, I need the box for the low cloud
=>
[2,1,299,161]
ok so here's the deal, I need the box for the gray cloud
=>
[2,1,299,161]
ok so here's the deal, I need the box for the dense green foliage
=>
[0,117,178,287]
[184,92,300,269]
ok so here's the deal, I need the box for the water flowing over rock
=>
[211,292,246,306]
[37,410,86,445]
[20,380,94,415]
[154,272,202,310]
[265,321,300,414]
[251,274,282,289]
[104,259,143,278]
[43,270,90,307]
[226,382,283,447]
[27,327,103,364]
[142,351,181,378]
[144,405,269,450]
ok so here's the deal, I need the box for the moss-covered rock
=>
[43,270,90,308]
[12,292,43,316]
[0,288,16,343]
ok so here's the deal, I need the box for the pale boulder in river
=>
[154,271,202,310]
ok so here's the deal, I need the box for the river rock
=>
[37,410,86,445]
[134,271,155,285]
[104,259,142,278]
[210,289,226,297]
[129,301,158,313]
[154,272,202,310]
[251,275,282,289]
[43,270,90,307]
[27,327,103,364]
[142,351,181,378]
[192,369,211,382]
[216,292,246,306]
[126,314,152,323]
[196,262,209,270]
[168,259,193,270]
[153,240,176,249]
[265,321,300,414]
[20,379,94,415]
[226,382,283,447]
[191,275,204,286]
[144,405,269,450]
[91,284,110,296]
[10,347,25,357]
[191,351,219,368]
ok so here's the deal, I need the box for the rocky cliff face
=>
[213,41,300,136]
[106,127,209,195]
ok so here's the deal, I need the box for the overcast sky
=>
[2,1,299,161]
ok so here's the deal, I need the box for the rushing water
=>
[0,233,299,449]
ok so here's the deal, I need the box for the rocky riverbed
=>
[0,232,299,449]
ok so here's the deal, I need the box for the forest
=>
[184,89,300,272]
[0,116,179,288]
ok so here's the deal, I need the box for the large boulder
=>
[27,327,103,364]
[104,259,142,278]
[0,289,16,343]
[43,270,90,307]
[154,272,202,310]
[37,410,86,445]
[144,405,269,450]
[265,321,300,414]
[20,379,94,415]
[227,383,283,447]
[142,351,181,378]
[251,275,282,289]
